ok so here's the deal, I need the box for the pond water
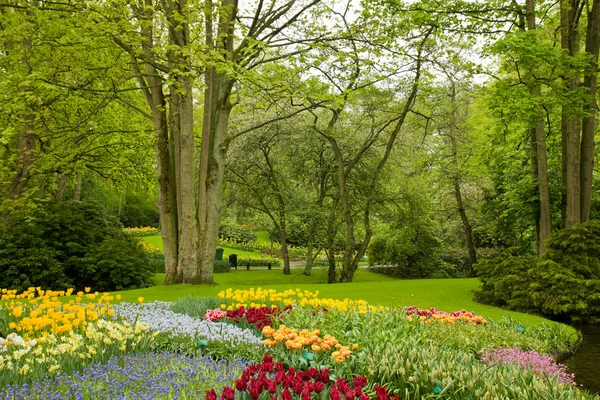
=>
[565,325,600,394]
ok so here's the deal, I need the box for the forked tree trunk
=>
[197,0,238,285]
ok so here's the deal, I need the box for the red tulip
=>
[221,387,235,400]
[206,389,217,400]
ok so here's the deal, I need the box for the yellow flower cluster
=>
[2,287,120,341]
[0,319,152,376]
[261,325,357,363]
[218,288,319,308]
[409,314,489,325]
[124,227,160,236]
[218,287,386,313]
[139,241,164,255]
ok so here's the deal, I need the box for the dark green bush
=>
[213,259,231,273]
[368,225,442,278]
[0,200,153,292]
[119,193,160,228]
[474,221,600,323]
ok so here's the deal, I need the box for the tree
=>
[102,0,324,284]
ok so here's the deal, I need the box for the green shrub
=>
[367,225,442,278]
[213,259,231,273]
[0,200,154,292]
[474,221,600,323]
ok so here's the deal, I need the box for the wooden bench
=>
[231,260,273,270]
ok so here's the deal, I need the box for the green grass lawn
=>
[255,230,271,246]
[137,234,566,328]
[115,268,555,326]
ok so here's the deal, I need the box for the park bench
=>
[230,259,273,270]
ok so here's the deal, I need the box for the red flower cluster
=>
[224,306,292,330]
[206,355,399,400]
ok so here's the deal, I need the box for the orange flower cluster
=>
[261,325,357,363]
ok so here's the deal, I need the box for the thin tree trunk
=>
[450,135,477,271]
[56,173,69,202]
[530,126,541,253]
[304,159,328,276]
[303,220,317,276]
[279,215,291,275]
[73,172,82,201]
[8,119,35,200]
[327,249,337,283]
[580,0,600,222]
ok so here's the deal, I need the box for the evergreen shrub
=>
[474,220,600,323]
[0,201,154,291]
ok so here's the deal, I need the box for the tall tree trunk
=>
[580,0,600,222]
[561,0,582,228]
[197,73,234,284]
[167,0,198,283]
[176,79,198,283]
[136,0,180,284]
[529,127,541,252]
[527,0,552,253]
[197,0,238,285]
[73,172,82,201]
[329,137,356,282]
[535,115,552,254]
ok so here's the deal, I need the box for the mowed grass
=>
[135,234,564,327]
[116,267,554,326]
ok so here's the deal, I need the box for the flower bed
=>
[0,287,596,400]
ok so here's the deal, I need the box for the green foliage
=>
[475,221,600,323]
[119,193,160,228]
[219,218,257,243]
[0,200,153,291]
[368,224,442,278]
